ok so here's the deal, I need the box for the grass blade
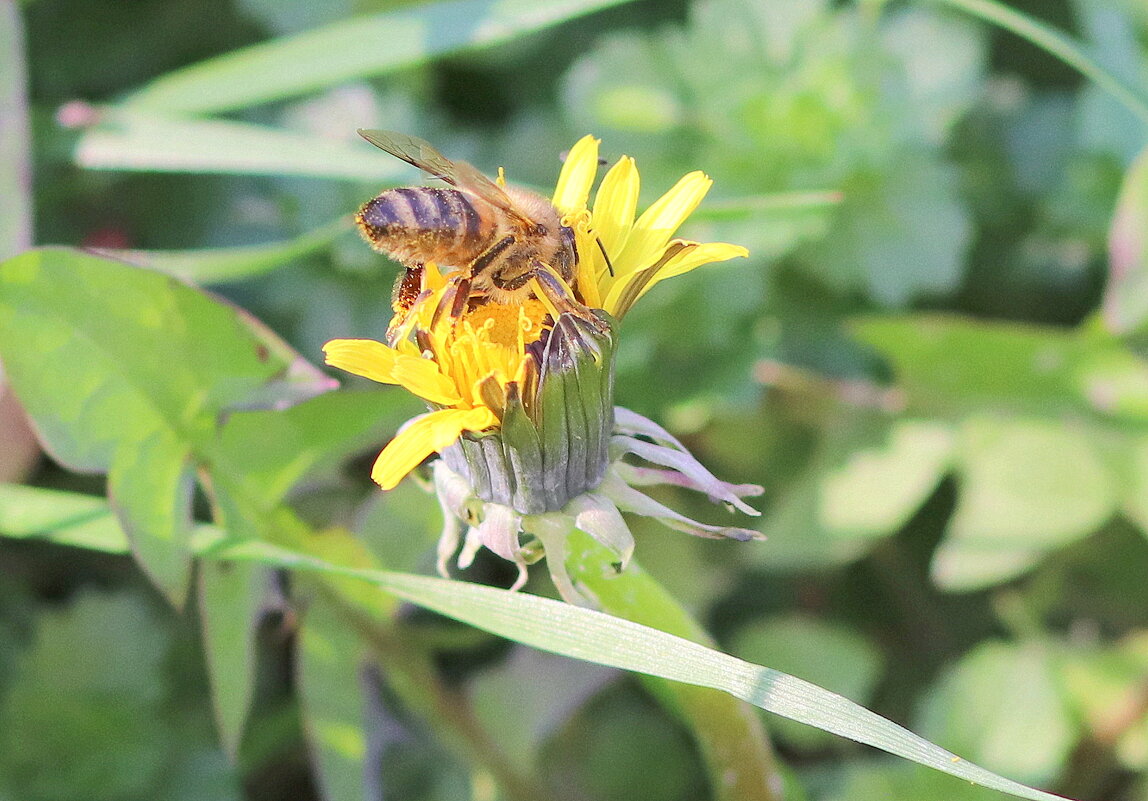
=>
[73,108,412,180]
[0,483,1074,801]
[95,217,354,284]
[0,0,32,257]
[121,0,639,115]
[927,0,1148,125]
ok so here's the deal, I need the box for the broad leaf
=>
[935,417,1119,590]
[917,641,1075,787]
[215,389,418,509]
[0,248,330,602]
[852,314,1148,423]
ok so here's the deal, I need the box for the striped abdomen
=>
[355,187,496,268]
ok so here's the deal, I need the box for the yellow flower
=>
[325,135,748,495]
[323,266,552,489]
[552,135,749,318]
[324,134,762,598]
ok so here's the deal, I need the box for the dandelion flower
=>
[325,136,759,600]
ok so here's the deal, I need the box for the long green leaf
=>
[689,190,844,221]
[297,592,372,801]
[0,483,1074,801]
[95,217,354,284]
[74,109,412,180]
[121,0,639,115]
[926,0,1148,125]
[0,0,31,257]
[200,561,268,757]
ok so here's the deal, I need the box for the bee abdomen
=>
[356,187,492,267]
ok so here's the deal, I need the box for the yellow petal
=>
[323,338,463,406]
[322,339,400,384]
[602,241,748,318]
[573,223,603,309]
[371,407,498,489]
[632,241,748,301]
[552,135,600,216]
[390,353,463,406]
[616,171,712,269]
[591,156,640,275]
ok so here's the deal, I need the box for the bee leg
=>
[527,263,599,323]
[428,276,473,331]
[386,265,428,346]
[450,275,473,319]
[469,234,516,278]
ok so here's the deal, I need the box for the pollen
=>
[465,298,549,348]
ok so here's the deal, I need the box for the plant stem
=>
[340,600,560,801]
[562,530,784,801]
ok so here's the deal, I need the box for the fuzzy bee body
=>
[357,187,495,271]
[354,130,580,315]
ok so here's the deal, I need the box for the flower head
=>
[553,135,749,318]
[325,135,759,601]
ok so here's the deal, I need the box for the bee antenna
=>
[596,237,615,277]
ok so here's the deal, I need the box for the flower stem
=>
[562,530,784,801]
[339,599,561,801]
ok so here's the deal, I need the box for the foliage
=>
[3,0,1148,800]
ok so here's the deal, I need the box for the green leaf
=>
[96,217,354,284]
[284,560,1073,801]
[819,419,955,539]
[0,2,31,257]
[74,110,414,180]
[808,156,971,306]
[934,416,1119,590]
[882,7,987,144]
[0,248,326,468]
[121,0,640,115]
[0,248,329,602]
[1103,146,1148,334]
[296,592,370,801]
[757,413,943,570]
[215,389,418,509]
[916,641,1076,787]
[107,430,197,603]
[0,485,1082,801]
[200,561,268,758]
[0,483,130,553]
[1119,435,1148,536]
[852,314,1148,423]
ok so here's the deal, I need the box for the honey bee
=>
[354,129,588,331]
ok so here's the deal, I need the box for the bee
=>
[354,129,589,332]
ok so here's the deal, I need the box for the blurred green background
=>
[3,0,1148,799]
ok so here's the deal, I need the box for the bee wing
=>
[358,129,533,225]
